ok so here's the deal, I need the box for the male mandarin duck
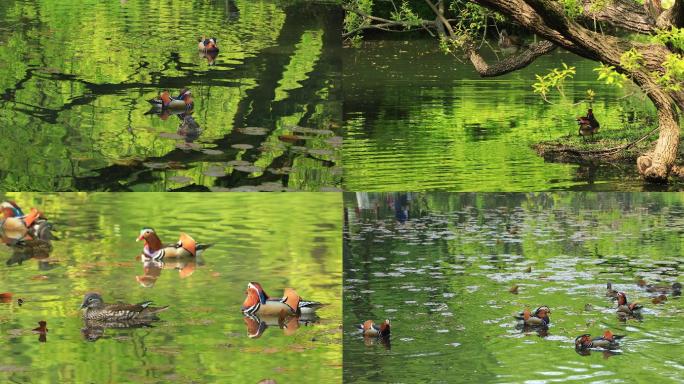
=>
[0,201,53,245]
[616,292,642,315]
[136,228,212,261]
[246,281,325,315]
[148,89,194,111]
[357,319,391,338]
[80,292,168,322]
[241,282,301,317]
[515,306,551,326]
[577,108,600,139]
[198,36,219,52]
[575,330,624,351]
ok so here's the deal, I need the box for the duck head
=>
[80,293,104,309]
[1,201,23,218]
[616,292,628,306]
[242,283,262,311]
[379,319,391,337]
[247,282,268,304]
[137,228,163,252]
[205,37,218,50]
[574,334,592,350]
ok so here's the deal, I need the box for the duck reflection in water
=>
[136,255,200,288]
[243,312,320,339]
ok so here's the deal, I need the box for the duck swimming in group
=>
[577,108,600,139]
[148,89,194,111]
[1,201,54,245]
[136,228,212,261]
[357,319,391,338]
[241,282,324,317]
[575,330,624,351]
[515,306,551,327]
[616,292,642,317]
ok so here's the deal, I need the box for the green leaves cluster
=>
[390,1,423,27]
[654,27,684,51]
[656,53,684,91]
[594,64,628,88]
[532,63,576,98]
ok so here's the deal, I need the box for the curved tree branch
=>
[466,40,557,77]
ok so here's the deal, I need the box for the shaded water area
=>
[344,192,684,383]
[0,0,342,191]
[343,39,676,191]
[0,193,342,383]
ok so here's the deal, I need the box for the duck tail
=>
[178,232,197,257]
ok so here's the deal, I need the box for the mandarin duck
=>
[241,282,303,317]
[198,36,219,53]
[246,281,325,315]
[616,292,642,316]
[148,89,194,111]
[575,330,624,351]
[136,228,212,261]
[577,109,600,139]
[515,306,551,327]
[80,292,168,322]
[641,281,681,296]
[1,201,54,245]
[606,281,618,299]
[357,319,391,338]
[498,30,524,54]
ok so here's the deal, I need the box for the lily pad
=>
[234,165,263,173]
[201,149,224,155]
[231,144,254,150]
[143,162,169,169]
[168,176,193,184]
[227,160,252,167]
[289,126,334,135]
[238,127,269,135]
[308,149,334,156]
[203,167,226,177]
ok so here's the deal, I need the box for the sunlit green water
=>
[0,193,342,383]
[344,192,684,383]
[0,0,342,191]
[343,39,667,191]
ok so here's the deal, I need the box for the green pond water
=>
[0,193,342,383]
[342,39,676,192]
[0,0,341,191]
[344,192,684,383]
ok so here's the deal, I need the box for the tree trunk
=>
[637,104,680,182]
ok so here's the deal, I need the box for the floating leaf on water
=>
[234,165,263,173]
[308,149,334,156]
[278,135,305,143]
[290,146,308,153]
[203,168,226,177]
[143,162,169,170]
[168,176,193,184]
[158,132,184,140]
[176,142,202,150]
[231,144,254,150]
[326,136,343,147]
[226,160,251,167]
[201,149,223,155]
[0,293,12,303]
[238,127,269,135]
[509,285,519,294]
[31,275,48,281]
[289,126,334,136]
[256,182,287,192]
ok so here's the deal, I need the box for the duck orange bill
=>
[178,233,196,257]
